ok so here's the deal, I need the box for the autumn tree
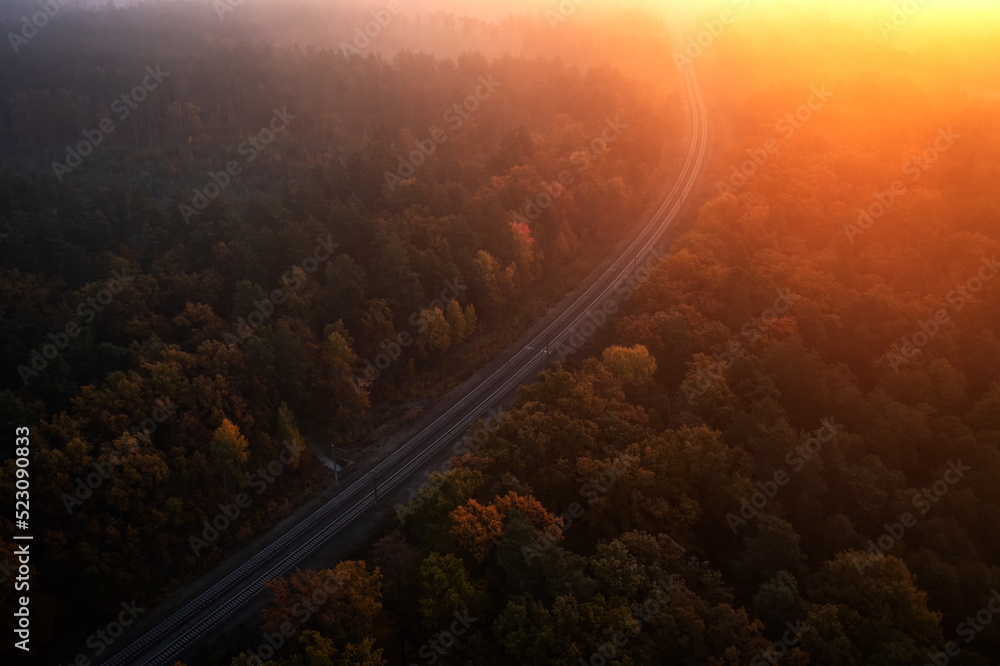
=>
[602,344,657,390]
[209,418,250,491]
[415,307,451,358]
[261,562,384,649]
[449,492,563,563]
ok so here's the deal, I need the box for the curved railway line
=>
[101,22,709,666]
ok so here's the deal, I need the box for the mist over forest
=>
[1,1,999,665]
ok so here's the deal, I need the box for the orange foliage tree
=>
[449,491,563,562]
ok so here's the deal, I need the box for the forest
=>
[219,5,1000,666]
[0,2,676,663]
[1,0,999,665]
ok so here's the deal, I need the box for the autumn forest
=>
[0,1,999,665]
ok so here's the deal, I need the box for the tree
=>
[496,511,548,593]
[299,631,386,666]
[321,324,370,422]
[448,500,504,563]
[444,299,467,343]
[335,637,385,666]
[371,230,424,314]
[398,466,485,548]
[415,307,451,358]
[359,299,396,358]
[325,254,368,325]
[473,250,515,321]
[602,344,657,390]
[275,402,305,470]
[754,571,808,637]
[464,304,478,336]
[804,552,943,664]
[510,219,536,282]
[492,594,557,663]
[449,492,563,563]
[798,603,861,666]
[738,515,809,583]
[209,419,250,491]
[418,552,487,628]
[232,279,269,320]
[261,562,383,647]
[371,530,420,657]
[172,302,229,350]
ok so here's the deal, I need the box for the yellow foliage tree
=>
[416,307,451,357]
[602,344,657,389]
[210,418,250,490]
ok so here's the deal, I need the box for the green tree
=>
[738,514,809,583]
[805,552,943,665]
[418,552,487,629]
[325,254,368,325]
[360,299,397,358]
